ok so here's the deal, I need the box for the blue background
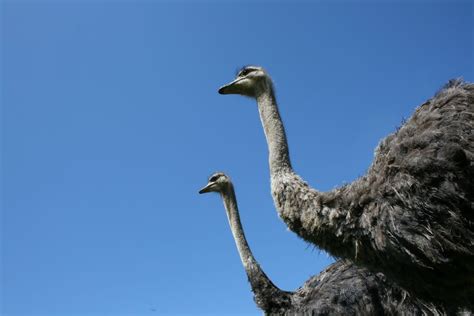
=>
[2,1,473,315]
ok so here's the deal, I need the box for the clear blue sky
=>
[2,1,472,315]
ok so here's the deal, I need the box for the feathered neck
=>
[255,86,293,175]
[220,183,291,311]
[221,184,255,269]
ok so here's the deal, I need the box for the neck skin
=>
[256,86,292,175]
[220,184,291,311]
[253,81,357,261]
[221,185,255,270]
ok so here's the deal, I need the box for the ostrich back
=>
[332,80,474,309]
[285,259,447,316]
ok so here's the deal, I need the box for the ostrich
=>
[218,66,474,310]
[198,172,447,315]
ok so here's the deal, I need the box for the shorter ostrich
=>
[199,172,447,315]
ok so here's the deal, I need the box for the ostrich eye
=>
[239,68,253,77]
[209,175,219,182]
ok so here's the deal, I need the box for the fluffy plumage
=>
[200,173,449,315]
[219,69,474,311]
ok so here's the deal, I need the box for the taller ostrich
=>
[218,66,474,310]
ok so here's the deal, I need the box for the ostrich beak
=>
[199,182,215,194]
[218,78,243,94]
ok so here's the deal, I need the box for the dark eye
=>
[239,68,252,77]
[209,175,219,182]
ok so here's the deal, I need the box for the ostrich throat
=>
[255,83,353,259]
[256,87,292,175]
[221,186,256,269]
[220,183,288,308]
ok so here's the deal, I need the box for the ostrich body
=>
[199,172,447,315]
[218,67,474,310]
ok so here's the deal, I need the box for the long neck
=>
[256,87,292,175]
[254,80,358,262]
[221,185,255,270]
[221,184,291,312]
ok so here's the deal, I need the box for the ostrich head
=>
[218,65,272,97]
[198,172,230,194]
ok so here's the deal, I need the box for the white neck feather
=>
[256,87,292,175]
